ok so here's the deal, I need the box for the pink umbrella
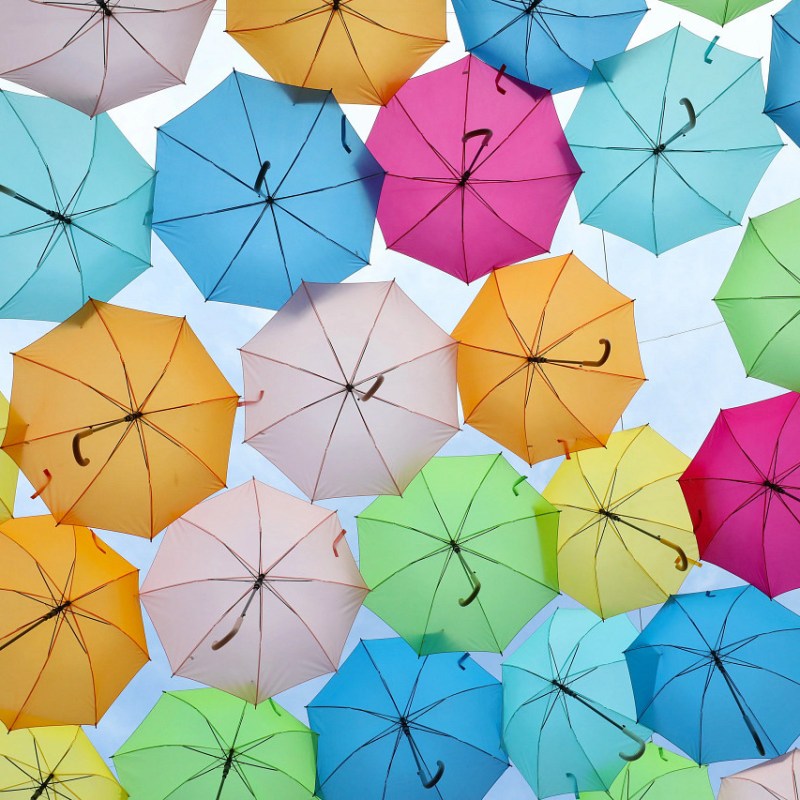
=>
[240,280,459,500]
[141,478,368,703]
[0,1,214,117]
[719,749,800,800]
[366,54,581,283]
[679,393,800,597]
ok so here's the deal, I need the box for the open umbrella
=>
[767,1,800,147]
[453,255,645,464]
[2,299,238,539]
[366,55,581,283]
[566,27,782,254]
[719,749,800,800]
[0,392,18,523]
[661,0,770,25]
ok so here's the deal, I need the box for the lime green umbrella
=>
[357,454,559,655]
[661,0,770,25]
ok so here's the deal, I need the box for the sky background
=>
[2,1,799,797]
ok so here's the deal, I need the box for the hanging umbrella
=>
[0,392,18,523]
[226,0,447,105]
[626,585,800,763]
[154,70,384,310]
[240,280,459,500]
[0,0,214,117]
[767,1,800,147]
[502,608,651,798]
[366,55,581,283]
[544,425,699,619]
[0,514,148,730]
[452,0,647,94]
[0,90,154,322]
[307,638,508,799]
[1,299,238,539]
[357,454,559,655]
[661,0,770,25]
[113,689,317,800]
[566,27,782,255]
[719,749,800,800]
[453,255,645,464]
[141,478,367,703]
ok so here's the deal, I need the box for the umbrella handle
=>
[458,573,481,607]
[359,375,384,401]
[566,773,580,799]
[704,36,719,63]
[237,390,264,407]
[254,160,271,194]
[341,115,352,154]
[419,761,445,789]
[659,537,691,571]
[511,475,527,496]
[582,338,611,367]
[660,99,697,150]
[619,726,646,762]
[30,469,52,499]
[211,615,244,651]
[495,64,507,94]
[332,529,346,557]
[72,430,92,466]
[556,439,572,459]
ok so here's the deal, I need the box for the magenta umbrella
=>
[366,54,581,284]
[679,392,800,597]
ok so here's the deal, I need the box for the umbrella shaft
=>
[0,603,69,653]
[713,658,766,755]
[31,774,54,800]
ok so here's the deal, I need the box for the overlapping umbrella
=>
[767,0,800,147]
[719,749,800,800]
[661,0,771,25]
[0,393,17,524]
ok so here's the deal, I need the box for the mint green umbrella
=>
[661,0,770,25]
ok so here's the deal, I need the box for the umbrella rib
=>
[383,184,461,250]
[392,98,460,180]
[302,282,349,382]
[244,386,346,441]
[107,13,185,85]
[339,3,447,44]
[232,70,262,168]
[259,510,337,575]
[467,8,527,52]
[530,10,586,73]
[239,349,343,387]
[0,225,66,314]
[228,2,331,32]
[68,216,152,270]
[360,390,461,432]
[348,394,403,495]
[308,392,349,500]
[654,30,680,150]
[360,641,404,716]
[593,62,656,149]
[298,9,338,91]
[153,200,265,226]
[381,730,404,800]
[337,11,386,104]
[462,360,529,424]
[317,725,400,792]
[347,281,394,385]
[275,172,385,202]
[88,13,111,119]
[577,150,655,225]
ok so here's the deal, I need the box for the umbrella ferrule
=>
[763,479,786,494]
[94,0,113,15]
[44,600,71,620]
[31,773,55,800]
[458,170,471,186]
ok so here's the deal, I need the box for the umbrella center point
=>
[345,383,354,392]
[124,410,143,423]
[331,0,340,9]
[653,143,666,154]
[763,479,785,494]
[46,209,71,224]
[44,600,71,620]
[95,0,113,14]
[597,508,621,521]
[525,0,543,12]
[458,170,472,186]
[265,195,275,205]
[449,540,461,553]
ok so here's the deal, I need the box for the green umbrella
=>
[660,0,770,25]
[356,454,559,655]
[112,689,317,800]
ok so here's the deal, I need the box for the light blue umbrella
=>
[766,0,800,147]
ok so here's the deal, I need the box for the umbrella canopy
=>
[0,725,126,799]
[0,392,18,523]
[154,71,384,310]
[1,299,238,539]
[767,1,800,147]
[241,280,459,500]
[307,638,508,800]
[679,392,800,597]
[141,478,367,702]
[453,255,645,464]
[0,514,148,730]
[626,585,800,763]
[113,689,317,800]
[357,454,559,655]
[0,90,154,322]
[366,55,581,283]
[226,0,447,105]
[453,0,647,94]
[0,0,214,117]
[544,425,699,619]
[566,27,782,255]
[503,608,651,798]
[661,0,770,25]
[719,749,800,800]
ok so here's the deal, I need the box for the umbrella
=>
[357,454,559,655]
[719,749,800,800]
[154,70,384,310]
[1,299,238,539]
[566,27,782,255]
[767,1,800,147]
[0,90,154,322]
[625,585,800,762]
[0,0,214,117]
[0,514,148,730]
[0,392,18,523]
[0,725,126,799]
[307,638,508,799]
[366,55,581,283]
[502,608,651,798]
[452,255,645,464]
[113,689,317,800]
[661,0,770,25]
[226,0,447,105]
[452,0,647,94]
[544,425,699,619]
[141,478,367,702]
[240,280,459,500]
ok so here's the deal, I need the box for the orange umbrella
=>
[2,299,238,539]
[453,255,645,464]
[0,515,148,730]
[226,0,447,105]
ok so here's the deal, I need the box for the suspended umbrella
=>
[661,0,770,25]
[452,0,647,94]
[154,70,384,310]
[1,299,238,539]
[226,0,447,105]
[453,255,645,464]
[767,1,800,147]
[307,638,508,799]
[141,478,367,702]
[366,55,581,283]
[502,608,651,798]
[544,425,699,619]
[0,514,148,730]
[719,749,800,800]
[0,392,18,523]
[357,454,559,655]
[240,280,459,500]
[0,90,154,322]
[566,27,782,255]
[0,0,214,117]
[113,689,317,800]
[626,585,800,762]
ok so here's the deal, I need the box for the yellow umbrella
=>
[0,392,18,522]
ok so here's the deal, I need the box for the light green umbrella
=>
[661,0,770,25]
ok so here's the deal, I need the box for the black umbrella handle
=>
[254,161,271,194]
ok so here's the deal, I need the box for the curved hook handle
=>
[341,114,352,153]
[30,469,52,500]
[511,475,527,496]
[458,574,481,607]
[359,375,384,402]
[211,615,244,651]
[565,772,580,799]
[462,128,493,145]
[237,390,264,407]
[582,338,611,367]
[72,430,92,467]
[254,160,271,194]
[495,64,507,95]
[619,726,646,762]
[679,98,697,131]
[660,537,689,571]
[419,761,445,789]
[332,529,346,557]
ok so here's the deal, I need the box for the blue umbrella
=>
[767,0,800,147]
[625,586,800,763]
[452,0,647,94]
[153,71,384,310]
[307,638,507,800]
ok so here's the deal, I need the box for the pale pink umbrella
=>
[240,281,460,501]
[0,0,214,117]
[719,749,800,800]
